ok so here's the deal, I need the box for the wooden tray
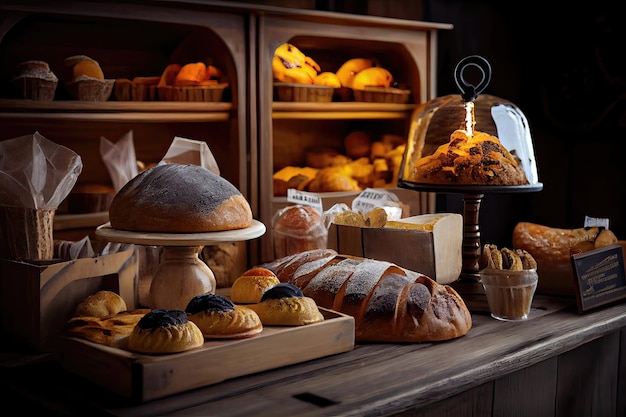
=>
[51,308,354,402]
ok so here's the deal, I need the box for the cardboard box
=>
[328,213,463,284]
[0,247,137,352]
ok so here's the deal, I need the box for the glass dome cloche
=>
[398,55,541,193]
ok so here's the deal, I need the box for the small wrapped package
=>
[272,205,328,259]
[0,132,82,260]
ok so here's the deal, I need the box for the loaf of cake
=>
[409,129,529,185]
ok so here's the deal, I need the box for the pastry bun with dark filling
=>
[246,283,324,326]
[186,294,263,339]
[128,309,204,354]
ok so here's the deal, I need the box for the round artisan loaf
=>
[246,283,324,326]
[128,309,204,354]
[230,267,280,304]
[109,163,252,233]
[186,293,263,339]
[73,290,127,318]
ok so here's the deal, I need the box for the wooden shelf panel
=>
[0,99,233,113]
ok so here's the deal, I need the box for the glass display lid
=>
[398,55,542,193]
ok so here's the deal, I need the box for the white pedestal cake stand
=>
[96,220,266,310]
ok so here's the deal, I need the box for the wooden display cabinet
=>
[0,0,252,241]
[0,1,453,267]
[254,9,452,262]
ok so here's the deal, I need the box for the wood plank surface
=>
[16,295,622,417]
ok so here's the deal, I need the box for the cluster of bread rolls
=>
[273,132,405,195]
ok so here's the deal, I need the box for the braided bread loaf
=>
[262,249,472,342]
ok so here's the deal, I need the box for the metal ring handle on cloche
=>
[454,55,492,102]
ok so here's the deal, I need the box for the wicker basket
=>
[353,86,411,104]
[158,83,227,102]
[275,82,335,102]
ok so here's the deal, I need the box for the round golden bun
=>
[109,163,253,233]
[128,309,204,354]
[186,294,262,339]
[74,291,127,318]
[246,283,324,326]
[230,267,280,304]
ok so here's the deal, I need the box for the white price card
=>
[286,189,324,213]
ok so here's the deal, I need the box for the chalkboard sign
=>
[571,245,626,313]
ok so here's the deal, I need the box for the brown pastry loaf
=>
[262,249,472,342]
[410,129,528,185]
[109,163,252,233]
[73,290,127,318]
[512,222,618,293]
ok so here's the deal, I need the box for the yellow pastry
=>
[230,267,280,304]
[247,283,324,326]
[128,309,204,354]
[186,294,262,339]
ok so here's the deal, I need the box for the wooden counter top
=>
[2,294,626,416]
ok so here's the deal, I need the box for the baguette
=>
[262,249,472,342]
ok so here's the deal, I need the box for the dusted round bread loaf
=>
[109,164,253,233]
[230,267,280,304]
[74,290,127,318]
[128,309,204,354]
[246,283,324,326]
[186,294,262,339]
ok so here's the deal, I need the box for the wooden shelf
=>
[272,101,416,120]
[0,100,233,122]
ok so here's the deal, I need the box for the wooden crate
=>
[52,308,354,402]
[0,247,137,352]
[327,213,463,284]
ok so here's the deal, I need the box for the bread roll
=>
[262,249,472,342]
[246,283,324,326]
[230,267,280,304]
[109,164,252,233]
[128,309,204,354]
[73,290,127,318]
[186,294,262,339]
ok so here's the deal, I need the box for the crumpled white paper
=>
[0,131,82,209]
[161,136,220,175]
[100,130,138,192]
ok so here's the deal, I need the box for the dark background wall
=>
[253,0,626,245]
[423,1,626,246]
[341,0,625,246]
